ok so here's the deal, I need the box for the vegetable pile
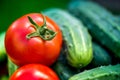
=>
[0,0,120,80]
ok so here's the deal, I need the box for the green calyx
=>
[26,14,57,40]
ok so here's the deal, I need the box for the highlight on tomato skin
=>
[5,13,63,66]
[9,64,60,80]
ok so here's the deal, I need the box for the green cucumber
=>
[91,42,112,67]
[115,16,120,26]
[0,32,7,63]
[52,61,79,80]
[51,50,80,80]
[69,64,120,80]
[52,61,73,80]
[44,8,93,68]
[68,1,120,59]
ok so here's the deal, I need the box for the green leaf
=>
[8,58,18,77]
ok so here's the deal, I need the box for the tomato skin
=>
[5,13,62,66]
[10,64,59,80]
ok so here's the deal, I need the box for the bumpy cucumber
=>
[91,42,112,67]
[44,9,93,68]
[69,64,120,80]
[68,1,120,59]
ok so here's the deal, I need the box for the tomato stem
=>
[26,14,57,40]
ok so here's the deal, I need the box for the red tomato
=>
[10,64,59,80]
[5,13,62,66]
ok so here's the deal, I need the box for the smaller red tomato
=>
[10,64,59,80]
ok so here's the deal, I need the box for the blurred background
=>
[0,0,69,33]
[0,0,120,33]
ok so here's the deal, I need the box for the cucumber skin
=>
[51,50,80,80]
[68,1,120,59]
[44,9,93,68]
[91,42,112,67]
[69,64,120,80]
[52,61,79,80]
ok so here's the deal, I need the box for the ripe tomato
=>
[10,64,59,80]
[5,13,62,66]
